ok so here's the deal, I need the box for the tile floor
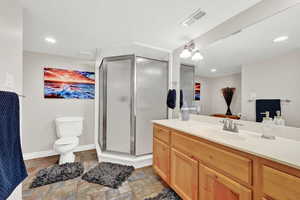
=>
[22,150,167,200]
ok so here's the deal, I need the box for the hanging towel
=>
[256,99,281,122]
[0,91,27,200]
[180,90,183,109]
[167,89,176,109]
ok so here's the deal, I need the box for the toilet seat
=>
[55,137,78,145]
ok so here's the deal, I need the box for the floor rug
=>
[30,162,84,188]
[145,188,182,200]
[82,162,134,189]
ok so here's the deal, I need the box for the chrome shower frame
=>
[99,54,169,156]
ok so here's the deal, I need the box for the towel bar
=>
[248,99,291,103]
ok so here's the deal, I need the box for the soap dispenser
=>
[261,111,273,124]
[274,110,285,126]
[261,111,275,140]
[181,101,190,121]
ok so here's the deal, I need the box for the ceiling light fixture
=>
[192,50,204,61]
[45,37,56,44]
[273,36,288,43]
[180,47,192,59]
[211,69,217,72]
[180,41,204,61]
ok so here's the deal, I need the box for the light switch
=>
[4,72,15,91]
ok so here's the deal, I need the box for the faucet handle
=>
[232,122,243,132]
[220,119,228,130]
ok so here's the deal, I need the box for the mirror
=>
[180,5,300,128]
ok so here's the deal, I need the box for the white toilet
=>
[54,117,83,164]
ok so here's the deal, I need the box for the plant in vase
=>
[221,87,236,116]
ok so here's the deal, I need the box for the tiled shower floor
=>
[22,150,166,200]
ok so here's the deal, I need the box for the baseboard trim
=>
[23,144,96,160]
[98,152,153,169]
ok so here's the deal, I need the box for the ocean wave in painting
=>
[44,68,95,99]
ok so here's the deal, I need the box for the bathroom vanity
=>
[152,119,300,200]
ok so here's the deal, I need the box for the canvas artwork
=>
[44,68,95,99]
[194,82,201,101]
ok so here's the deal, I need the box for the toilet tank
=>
[55,117,83,138]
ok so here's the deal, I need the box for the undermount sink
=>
[219,131,247,141]
[219,129,265,141]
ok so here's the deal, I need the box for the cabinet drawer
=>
[153,125,170,144]
[172,132,252,184]
[263,166,300,200]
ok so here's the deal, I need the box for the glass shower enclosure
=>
[99,55,168,156]
[180,64,195,107]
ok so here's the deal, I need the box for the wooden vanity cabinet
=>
[153,124,300,200]
[170,148,198,200]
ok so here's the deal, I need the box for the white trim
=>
[98,152,153,169]
[23,144,96,160]
[133,42,172,53]
[94,49,103,160]
[75,144,96,152]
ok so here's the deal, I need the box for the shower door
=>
[180,64,195,107]
[101,55,135,154]
[135,57,168,155]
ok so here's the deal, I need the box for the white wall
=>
[209,73,242,115]
[23,52,95,154]
[0,0,23,93]
[242,50,300,127]
[0,0,23,199]
[195,73,242,116]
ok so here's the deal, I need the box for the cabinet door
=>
[199,165,251,200]
[170,148,198,200]
[153,138,170,183]
[263,166,300,200]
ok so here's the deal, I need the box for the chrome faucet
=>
[220,118,242,133]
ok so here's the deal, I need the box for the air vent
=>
[181,9,206,27]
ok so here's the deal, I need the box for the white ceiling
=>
[187,4,300,77]
[23,0,260,58]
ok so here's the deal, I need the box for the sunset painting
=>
[194,82,201,101]
[44,68,95,99]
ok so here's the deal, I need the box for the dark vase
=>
[221,87,236,116]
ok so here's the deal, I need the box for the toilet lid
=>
[55,137,78,145]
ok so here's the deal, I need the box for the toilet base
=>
[59,152,75,165]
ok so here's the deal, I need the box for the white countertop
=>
[153,119,300,170]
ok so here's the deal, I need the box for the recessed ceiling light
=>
[273,36,288,43]
[211,69,217,72]
[45,37,56,44]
